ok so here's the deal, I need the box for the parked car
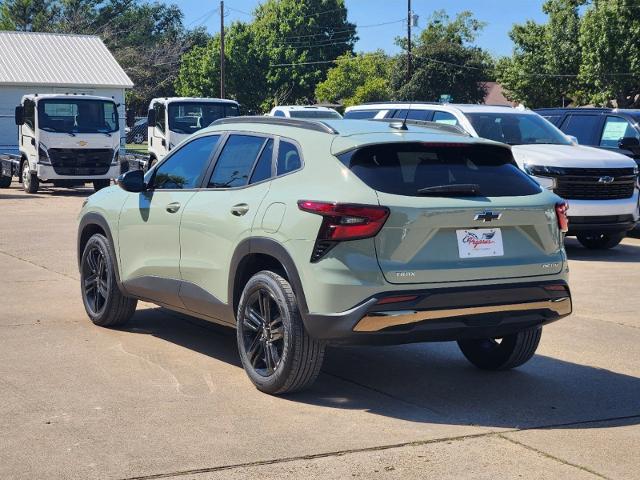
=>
[126,118,148,144]
[535,108,640,164]
[346,103,640,249]
[268,105,342,119]
[78,116,572,394]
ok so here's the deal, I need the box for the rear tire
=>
[80,233,137,327]
[93,179,111,191]
[21,161,38,194]
[236,271,325,394]
[458,327,542,370]
[577,232,625,249]
[0,174,10,188]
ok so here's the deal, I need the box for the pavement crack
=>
[116,413,640,480]
[322,370,445,416]
[498,434,612,480]
[0,250,77,281]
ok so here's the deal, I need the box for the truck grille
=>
[553,167,637,200]
[48,148,113,176]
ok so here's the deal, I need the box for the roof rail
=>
[370,118,471,136]
[356,101,444,106]
[211,116,339,134]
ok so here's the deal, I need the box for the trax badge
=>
[474,211,501,222]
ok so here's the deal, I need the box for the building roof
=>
[0,31,133,88]
[482,82,515,107]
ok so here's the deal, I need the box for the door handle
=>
[231,203,250,216]
[166,202,181,213]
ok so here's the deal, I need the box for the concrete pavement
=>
[0,184,638,479]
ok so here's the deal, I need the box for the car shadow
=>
[123,306,640,431]
[0,185,94,198]
[565,237,640,263]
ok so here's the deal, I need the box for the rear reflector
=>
[555,202,569,233]
[376,295,419,305]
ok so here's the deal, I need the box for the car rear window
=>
[344,110,380,119]
[337,142,542,197]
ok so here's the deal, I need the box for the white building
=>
[0,31,133,151]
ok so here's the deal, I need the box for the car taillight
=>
[555,202,569,233]
[298,200,390,262]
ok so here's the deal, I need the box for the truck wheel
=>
[80,233,137,327]
[236,271,325,395]
[93,179,111,191]
[21,161,39,194]
[0,174,10,188]
[577,232,625,249]
[458,327,542,370]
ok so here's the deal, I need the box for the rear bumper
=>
[302,281,572,344]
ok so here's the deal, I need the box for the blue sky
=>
[176,0,548,58]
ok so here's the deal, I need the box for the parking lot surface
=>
[0,184,639,480]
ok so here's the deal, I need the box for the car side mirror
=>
[618,136,640,150]
[117,169,146,193]
[147,109,156,126]
[14,106,24,126]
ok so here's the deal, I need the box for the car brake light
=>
[555,202,569,233]
[298,200,390,262]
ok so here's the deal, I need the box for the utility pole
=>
[407,0,412,83]
[220,0,225,98]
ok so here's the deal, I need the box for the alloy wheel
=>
[241,288,285,377]
[82,246,109,316]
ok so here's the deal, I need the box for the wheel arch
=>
[78,212,127,295]
[228,237,309,321]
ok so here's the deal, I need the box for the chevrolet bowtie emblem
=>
[598,176,614,184]
[474,211,502,222]
[78,141,88,147]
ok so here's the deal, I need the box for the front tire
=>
[236,271,325,395]
[80,233,137,327]
[21,161,38,194]
[457,327,542,370]
[0,174,10,188]
[577,232,625,249]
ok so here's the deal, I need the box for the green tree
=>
[579,0,640,107]
[252,0,356,107]
[391,11,492,103]
[175,22,268,113]
[0,0,59,31]
[496,0,584,108]
[315,51,392,106]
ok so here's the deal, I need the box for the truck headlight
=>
[111,149,119,166]
[524,164,560,190]
[38,143,51,165]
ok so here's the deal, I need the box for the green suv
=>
[77,117,572,394]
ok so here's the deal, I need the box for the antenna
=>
[400,102,413,130]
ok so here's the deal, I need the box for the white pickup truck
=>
[147,97,239,167]
[345,103,640,249]
[0,94,121,193]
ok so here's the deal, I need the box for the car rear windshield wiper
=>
[417,184,481,196]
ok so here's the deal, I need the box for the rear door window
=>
[432,111,459,125]
[338,143,541,197]
[208,134,266,188]
[559,114,601,145]
[600,116,639,147]
[344,110,380,119]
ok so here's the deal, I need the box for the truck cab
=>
[147,97,239,166]
[3,94,122,193]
